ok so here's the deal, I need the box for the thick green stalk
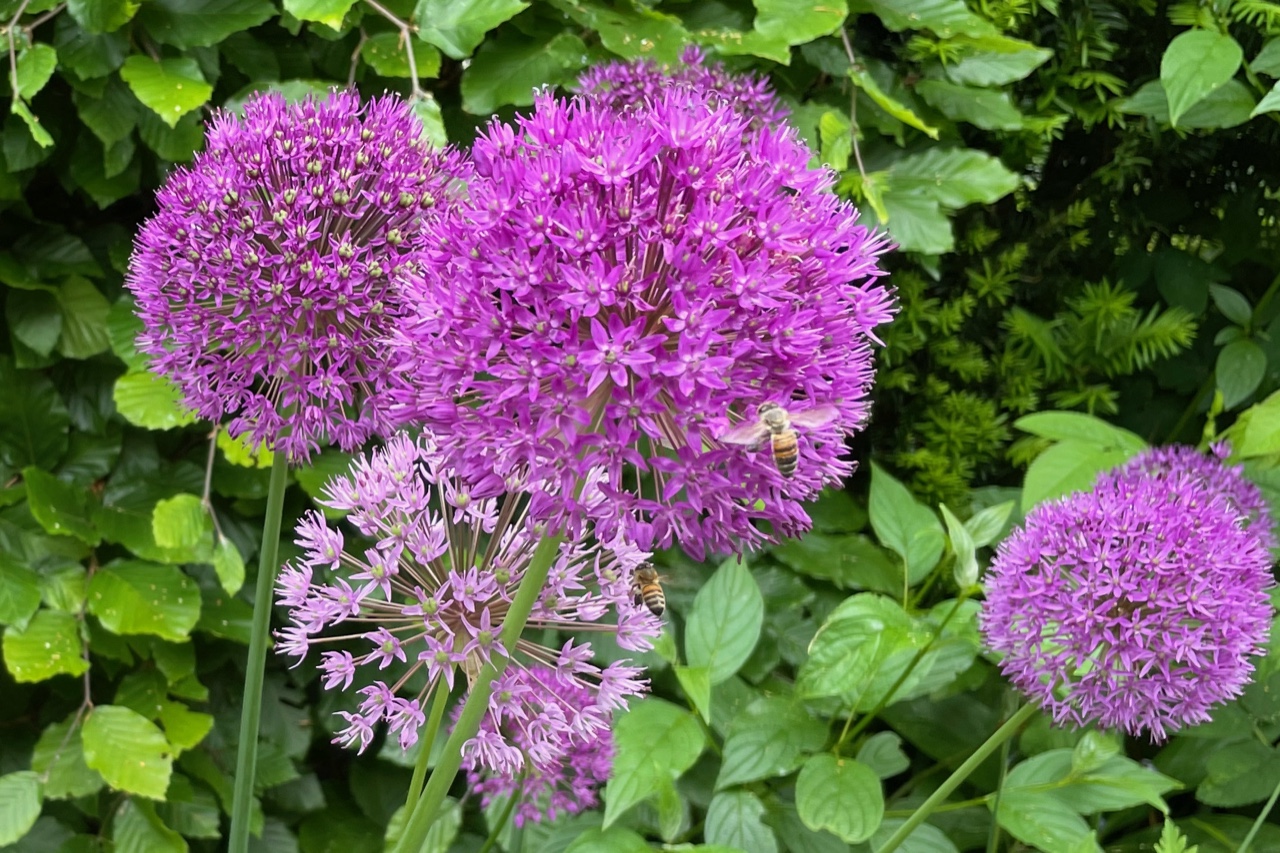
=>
[228,452,290,853]
[876,703,1037,853]
[392,533,565,853]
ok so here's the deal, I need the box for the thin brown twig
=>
[363,0,424,100]
[838,26,868,180]
[348,29,368,88]
[5,0,32,100]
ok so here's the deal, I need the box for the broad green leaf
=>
[120,56,213,128]
[113,371,197,430]
[415,0,529,59]
[114,799,186,853]
[852,0,995,37]
[411,97,448,148]
[87,560,201,641]
[66,0,139,33]
[158,774,221,839]
[939,503,977,587]
[54,21,129,78]
[15,44,57,100]
[6,289,62,356]
[83,705,173,800]
[1161,30,1243,127]
[886,147,1021,208]
[196,581,254,643]
[1005,748,1175,815]
[705,790,778,853]
[1250,82,1280,117]
[158,700,214,752]
[795,754,883,843]
[361,32,442,79]
[32,718,105,799]
[849,68,938,138]
[0,555,41,627]
[754,0,845,45]
[137,0,275,47]
[818,110,851,171]
[283,0,357,28]
[0,771,41,846]
[213,539,246,596]
[868,819,960,853]
[603,699,705,827]
[716,696,828,789]
[1217,339,1267,409]
[1120,79,1256,129]
[856,731,911,779]
[137,108,205,160]
[3,609,88,682]
[964,500,1014,548]
[56,276,112,358]
[106,297,148,370]
[997,789,1094,853]
[945,34,1053,86]
[1253,39,1280,76]
[875,187,952,253]
[1020,440,1135,512]
[1013,412,1146,453]
[916,79,1024,130]
[152,494,210,550]
[699,27,791,64]
[556,0,687,62]
[564,827,652,853]
[1197,740,1280,807]
[217,429,273,468]
[1209,284,1253,326]
[461,30,587,114]
[673,665,711,723]
[685,557,764,685]
[868,463,945,582]
[23,465,100,545]
[10,100,55,150]
[1236,392,1280,457]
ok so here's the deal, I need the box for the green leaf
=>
[0,771,42,846]
[55,21,129,78]
[3,609,89,682]
[137,0,275,47]
[217,429,274,469]
[411,97,448,148]
[113,371,197,430]
[87,560,201,642]
[1217,339,1267,409]
[1250,81,1280,117]
[119,56,213,128]
[939,503,978,587]
[1209,284,1253,326]
[603,699,705,827]
[945,34,1053,86]
[1254,39,1280,75]
[23,466,101,545]
[795,754,883,843]
[868,463,945,582]
[849,68,938,139]
[15,44,57,100]
[852,0,994,37]
[1014,412,1147,453]
[1197,740,1280,808]
[555,0,688,62]
[1020,440,1136,512]
[212,539,245,596]
[283,0,357,28]
[564,827,652,853]
[886,147,1021,208]
[0,555,42,627]
[874,187,952,253]
[716,696,828,789]
[754,0,845,45]
[362,32,442,79]
[56,276,112,358]
[685,557,764,685]
[673,665,712,723]
[461,29,588,114]
[137,108,205,161]
[856,731,911,779]
[1121,79,1256,129]
[415,0,529,59]
[964,500,1014,548]
[32,718,105,799]
[997,789,1093,853]
[705,790,778,853]
[1236,392,1280,457]
[152,494,210,550]
[1155,820,1197,853]
[66,0,139,33]
[1161,30,1243,127]
[10,100,54,149]
[916,79,1024,130]
[83,706,173,800]
[7,289,63,356]
[158,700,214,752]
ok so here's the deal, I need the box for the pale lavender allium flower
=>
[577,45,788,127]
[127,91,467,462]
[274,433,659,765]
[388,90,896,558]
[462,664,613,826]
[980,460,1274,741]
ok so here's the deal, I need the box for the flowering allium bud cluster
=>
[389,90,896,557]
[274,433,659,764]
[980,446,1274,741]
[127,91,467,462]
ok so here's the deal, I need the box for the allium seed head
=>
[127,91,468,462]
[274,432,659,761]
[388,90,895,557]
[980,459,1275,742]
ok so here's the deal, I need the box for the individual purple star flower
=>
[980,463,1275,742]
[274,432,660,759]
[126,91,468,462]
[462,664,614,827]
[388,90,895,557]
[577,44,789,127]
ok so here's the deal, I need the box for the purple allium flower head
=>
[577,45,788,128]
[388,91,896,557]
[274,432,659,757]
[126,91,468,462]
[980,464,1275,742]
[462,664,613,826]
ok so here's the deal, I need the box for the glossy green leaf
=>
[849,68,938,139]
[361,32,442,79]
[1014,412,1147,452]
[0,771,41,846]
[886,147,1021,208]
[1236,392,1280,457]
[564,827,652,853]
[83,705,173,800]
[674,665,711,723]
[3,609,88,682]
[1197,740,1280,808]
[795,754,883,843]
[23,466,100,545]
[1216,339,1267,410]
[917,79,1024,130]
[603,699,705,827]
[7,289,62,357]
[1020,440,1135,512]
[10,100,55,149]
[212,538,245,596]
[152,494,210,550]
[113,371,197,431]
[15,44,57,100]
[0,360,69,470]
[31,718,105,799]
[945,34,1052,86]
[754,0,845,45]
[283,0,357,28]
[705,790,778,853]
[940,503,978,588]
[461,30,587,114]
[685,557,764,685]
[868,463,945,582]
[120,56,213,128]
[86,560,201,641]
[54,21,129,78]
[1121,79,1256,129]
[997,788,1093,853]
[0,555,42,627]
[158,700,214,752]
[716,696,829,789]
[964,500,1015,548]
[415,0,529,58]
[56,276,112,358]
[66,0,139,33]
[555,0,687,62]
[853,0,995,37]
[856,731,911,779]
[1254,39,1280,76]
[137,0,275,47]
[1161,30,1243,127]
[1209,284,1254,326]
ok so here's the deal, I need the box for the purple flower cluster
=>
[274,433,659,757]
[388,90,895,557]
[127,91,467,462]
[462,665,613,827]
[980,452,1274,741]
[578,45,788,127]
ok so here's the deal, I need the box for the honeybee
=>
[719,402,839,477]
[631,564,666,617]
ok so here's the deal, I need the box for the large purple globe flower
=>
[274,433,659,761]
[127,91,468,462]
[980,460,1274,741]
[388,91,895,557]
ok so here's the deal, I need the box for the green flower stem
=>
[1240,773,1280,852]
[393,532,566,853]
[876,703,1037,853]
[405,682,453,815]
[228,450,290,853]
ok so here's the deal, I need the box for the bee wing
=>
[719,421,771,447]
[788,405,840,429]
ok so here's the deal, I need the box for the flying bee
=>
[631,564,667,617]
[719,402,839,477]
